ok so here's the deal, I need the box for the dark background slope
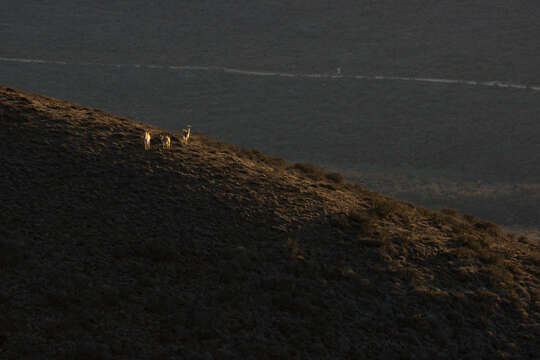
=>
[3,0,540,81]
[1,84,539,359]
[1,0,539,228]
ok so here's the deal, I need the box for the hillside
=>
[1,84,539,359]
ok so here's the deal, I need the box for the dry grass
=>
[197,134,287,170]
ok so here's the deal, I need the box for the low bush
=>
[356,236,385,248]
[347,183,371,195]
[458,235,489,252]
[370,197,396,219]
[292,162,325,181]
[325,172,344,184]
[474,221,501,237]
[285,238,303,260]
[441,208,458,216]
[331,214,350,229]
[349,210,375,234]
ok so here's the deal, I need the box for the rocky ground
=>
[1,84,539,359]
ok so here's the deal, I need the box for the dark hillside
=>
[1,85,539,359]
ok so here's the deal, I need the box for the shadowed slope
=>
[1,84,539,359]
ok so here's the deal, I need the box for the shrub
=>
[237,148,286,169]
[356,236,385,248]
[479,252,505,266]
[350,209,368,223]
[441,208,458,216]
[453,221,473,234]
[348,183,370,195]
[429,211,447,227]
[285,238,303,260]
[266,156,286,169]
[483,264,514,285]
[331,214,350,229]
[399,206,419,225]
[455,247,476,260]
[474,221,501,237]
[349,210,374,234]
[292,163,325,181]
[325,172,344,184]
[458,235,488,252]
[356,228,390,249]
[370,197,395,219]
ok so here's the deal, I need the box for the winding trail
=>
[1,56,539,92]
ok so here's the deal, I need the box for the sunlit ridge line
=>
[0,56,538,92]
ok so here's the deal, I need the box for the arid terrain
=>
[1,0,539,231]
[1,85,539,358]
